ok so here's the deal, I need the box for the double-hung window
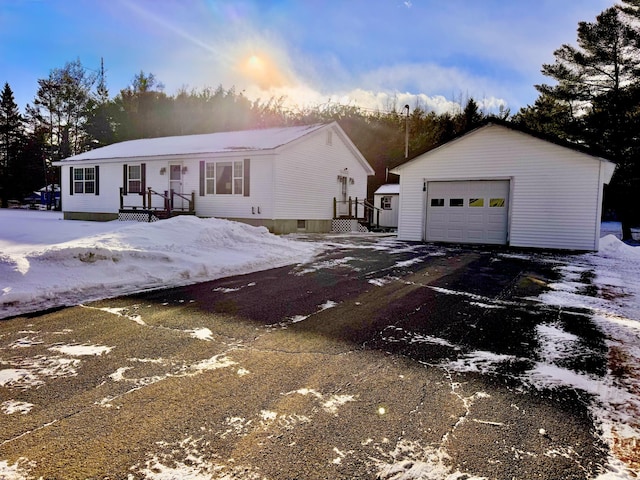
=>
[381,196,392,210]
[204,160,245,195]
[74,167,95,194]
[128,165,142,193]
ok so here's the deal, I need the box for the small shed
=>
[53,123,374,234]
[373,184,400,229]
[391,123,616,251]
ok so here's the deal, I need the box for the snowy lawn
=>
[0,209,322,319]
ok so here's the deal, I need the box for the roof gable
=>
[391,122,615,179]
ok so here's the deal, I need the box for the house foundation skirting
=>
[118,210,161,222]
[331,219,369,233]
[63,211,118,221]
[224,218,332,235]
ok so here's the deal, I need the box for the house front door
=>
[337,169,349,216]
[169,163,184,210]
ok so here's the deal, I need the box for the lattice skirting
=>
[118,211,160,223]
[331,219,369,233]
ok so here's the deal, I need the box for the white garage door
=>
[426,180,509,245]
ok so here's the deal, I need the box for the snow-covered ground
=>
[0,210,321,320]
[1,212,639,479]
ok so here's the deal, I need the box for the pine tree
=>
[529,6,640,238]
[0,82,24,207]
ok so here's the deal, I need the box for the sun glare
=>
[238,52,287,90]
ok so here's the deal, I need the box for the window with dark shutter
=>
[69,167,74,196]
[243,158,250,197]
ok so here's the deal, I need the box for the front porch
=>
[119,187,196,222]
[332,197,382,233]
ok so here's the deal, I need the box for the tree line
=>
[0,60,491,210]
[1,0,639,237]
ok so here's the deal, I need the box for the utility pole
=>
[403,104,410,159]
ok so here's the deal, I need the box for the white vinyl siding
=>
[394,125,614,251]
[273,127,369,219]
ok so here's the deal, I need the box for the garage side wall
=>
[396,126,604,250]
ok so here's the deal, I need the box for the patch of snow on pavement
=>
[533,234,640,479]
[188,328,214,341]
[0,458,35,480]
[1,400,34,415]
[48,344,113,356]
[373,439,487,480]
[286,388,357,415]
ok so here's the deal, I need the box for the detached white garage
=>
[391,123,616,251]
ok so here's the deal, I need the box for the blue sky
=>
[1,0,616,115]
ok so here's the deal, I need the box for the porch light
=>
[182,166,188,174]
[160,167,166,175]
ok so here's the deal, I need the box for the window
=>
[490,198,505,207]
[469,198,484,207]
[202,160,247,196]
[216,162,232,194]
[430,198,445,207]
[449,198,464,207]
[205,163,215,194]
[233,161,243,195]
[128,165,142,193]
[381,196,392,210]
[74,167,95,194]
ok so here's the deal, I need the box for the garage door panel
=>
[426,180,509,245]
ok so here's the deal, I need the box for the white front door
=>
[169,163,184,209]
[426,180,510,245]
[337,170,349,216]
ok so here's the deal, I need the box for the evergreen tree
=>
[27,59,96,163]
[0,82,25,207]
[525,6,640,238]
[85,58,115,147]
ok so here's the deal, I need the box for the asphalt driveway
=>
[0,235,610,479]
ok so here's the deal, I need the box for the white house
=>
[53,122,374,234]
[390,123,616,251]
[373,184,400,230]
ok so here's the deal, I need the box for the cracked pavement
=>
[0,236,610,479]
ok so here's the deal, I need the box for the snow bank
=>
[0,211,321,319]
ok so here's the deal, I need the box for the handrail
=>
[333,196,381,229]
[120,187,195,215]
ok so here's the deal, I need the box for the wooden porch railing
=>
[333,196,381,229]
[120,187,195,217]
